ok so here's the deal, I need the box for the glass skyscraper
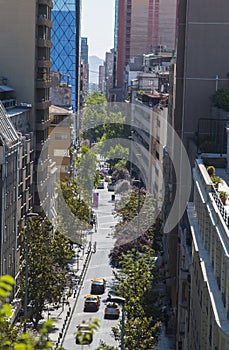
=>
[51,0,81,112]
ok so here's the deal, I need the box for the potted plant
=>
[212,176,221,190]
[206,165,215,177]
[218,191,227,205]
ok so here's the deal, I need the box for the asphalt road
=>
[62,185,120,349]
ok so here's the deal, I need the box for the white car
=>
[104,302,120,319]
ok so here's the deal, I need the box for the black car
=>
[91,278,106,294]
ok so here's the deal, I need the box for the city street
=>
[62,184,120,349]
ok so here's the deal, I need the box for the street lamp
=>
[24,212,39,332]
[107,294,126,350]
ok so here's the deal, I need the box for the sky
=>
[81,0,115,59]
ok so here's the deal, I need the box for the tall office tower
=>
[98,65,105,93]
[0,0,53,215]
[51,0,81,114]
[112,0,177,100]
[80,37,89,102]
[104,49,114,101]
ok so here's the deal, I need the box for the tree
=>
[57,177,91,243]
[211,88,229,111]
[19,217,75,329]
[112,249,162,349]
[75,145,99,201]
[0,275,64,349]
[95,340,118,350]
[111,168,131,183]
[75,318,100,345]
[106,144,129,169]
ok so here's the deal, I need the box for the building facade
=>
[104,49,114,101]
[112,0,177,100]
[51,0,81,113]
[0,102,20,277]
[186,158,229,350]
[0,0,53,216]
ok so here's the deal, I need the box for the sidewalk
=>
[41,240,93,349]
[154,325,175,349]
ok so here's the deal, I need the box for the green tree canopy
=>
[19,217,75,328]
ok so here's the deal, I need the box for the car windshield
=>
[93,281,103,285]
[86,297,97,302]
[107,303,118,308]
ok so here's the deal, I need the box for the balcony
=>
[37,58,52,68]
[37,16,52,28]
[36,99,51,110]
[38,0,53,8]
[36,118,51,131]
[37,38,52,48]
[36,79,52,89]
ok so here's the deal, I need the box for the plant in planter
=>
[218,191,228,205]
[206,165,215,177]
[212,176,221,190]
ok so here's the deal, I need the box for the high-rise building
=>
[104,49,114,101]
[112,0,177,100]
[80,37,89,103]
[98,65,105,93]
[81,37,89,65]
[51,0,81,113]
[0,0,53,215]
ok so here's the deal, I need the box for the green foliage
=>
[75,318,100,345]
[57,178,91,242]
[211,176,221,184]
[0,275,63,349]
[19,217,75,328]
[85,91,107,106]
[112,249,161,349]
[212,88,229,111]
[75,146,99,200]
[106,144,129,168]
[95,340,118,350]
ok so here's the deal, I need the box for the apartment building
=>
[0,83,35,281]
[185,158,229,350]
[0,0,53,216]
[0,102,20,277]
[49,105,72,180]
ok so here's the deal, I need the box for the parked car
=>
[84,294,100,312]
[104,302,120,319]
[91,278,106,294]
[75,323,93,344]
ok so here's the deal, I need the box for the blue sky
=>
[81,0,115,59]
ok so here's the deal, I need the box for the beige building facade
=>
[0,0,53,215]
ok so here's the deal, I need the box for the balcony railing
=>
[36,38,52,48]
[211,192,229,228]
